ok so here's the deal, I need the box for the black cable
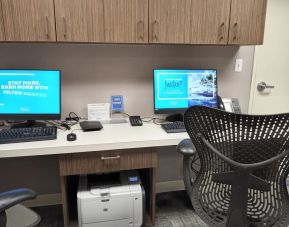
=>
[116,112,167,124]
[66,112,82,122]
[57,111,86,130]
[45,120,68,131]
[153,118,167,125]
[120,112,131,117]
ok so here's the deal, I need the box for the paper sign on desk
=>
[87,103,110,121]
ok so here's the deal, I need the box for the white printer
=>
[77,171,145,227]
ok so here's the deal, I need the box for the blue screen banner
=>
[0,70,60,114]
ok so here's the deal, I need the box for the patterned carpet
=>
[156,191,208,227]
[156,191,207,227]
[32,191,208,227]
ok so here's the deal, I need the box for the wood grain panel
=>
[60,176,69,227]
[1,0,56,41]
[54,0,103,42]
[149,0,192,44]
[103,0,148,43]
[149,0,231,44]
[150,168,156,226]
[189,0,231,44]
[55,0,148,43]
[229,0,267,45]
[59,148,157,176]
[0,0,5,41]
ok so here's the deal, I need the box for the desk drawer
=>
[59,148,157,176]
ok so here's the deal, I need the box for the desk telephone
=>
[218,96,242,114]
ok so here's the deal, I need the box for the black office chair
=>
[182,106,289,227]
[0,188,37,226]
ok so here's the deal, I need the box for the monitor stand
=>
[11,120,47,129]
[166,114,184,122]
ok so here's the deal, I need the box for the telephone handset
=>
[218,96,242,114]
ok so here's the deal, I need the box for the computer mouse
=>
[67,133,77,141]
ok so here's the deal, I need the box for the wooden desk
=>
[0,123,189,226]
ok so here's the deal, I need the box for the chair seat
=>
[6,205,40,227]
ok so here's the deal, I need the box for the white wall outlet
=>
[235,58,243,72]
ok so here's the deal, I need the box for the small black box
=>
[80,121,103,132]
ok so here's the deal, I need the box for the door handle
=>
[257,82,275,92]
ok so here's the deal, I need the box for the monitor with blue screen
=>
[154,69,218,114]
[0,69,61,124]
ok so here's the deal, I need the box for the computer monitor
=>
[154,69,218,114]
[0,69,61,127]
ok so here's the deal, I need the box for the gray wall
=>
[0,44,254,194]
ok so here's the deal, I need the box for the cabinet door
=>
[1,0,56,42]
[149,0,191,44]
[229,0,267,45]
[55,0,148,43]
[149,0,231,44]
[0,1,4,41]
[189,0,231,44]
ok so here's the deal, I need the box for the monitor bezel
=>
[153,69,218,114]
[0,69,62,120]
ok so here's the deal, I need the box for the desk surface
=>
[0,123,189,158]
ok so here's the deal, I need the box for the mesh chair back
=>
[184,106,289,227]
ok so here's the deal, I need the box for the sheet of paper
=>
[87,103,110,121]
[222,99,233,112]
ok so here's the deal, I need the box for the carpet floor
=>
[32,191,208,227]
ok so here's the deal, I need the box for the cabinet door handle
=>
[232,22,238,41]
[62,17,68,40]
[101,155,121,160]
[45,16,50,40]
[151,20,159,42]
[218,22,225,42]
[137,20,145,42]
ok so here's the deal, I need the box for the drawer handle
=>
[101,155,121,160]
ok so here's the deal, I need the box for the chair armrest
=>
[177,139,197,156]
[198,133,289,170]
[0,189,36,213]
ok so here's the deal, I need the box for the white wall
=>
[0,44,255,194]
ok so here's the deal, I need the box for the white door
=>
[249,0,289,114]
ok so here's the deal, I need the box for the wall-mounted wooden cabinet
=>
[0,0,267,45]
[0,1,4,41]
[149,0,191,44]
[0,0,56,42]
[55,0,148,43]
[149,0,231,45]
[229,0,267,45]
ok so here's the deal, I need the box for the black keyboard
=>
[0,126,57,144]
[161,122,186,133]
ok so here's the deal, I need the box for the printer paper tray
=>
[83,218,134,227]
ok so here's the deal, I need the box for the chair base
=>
[213,170,271,227]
